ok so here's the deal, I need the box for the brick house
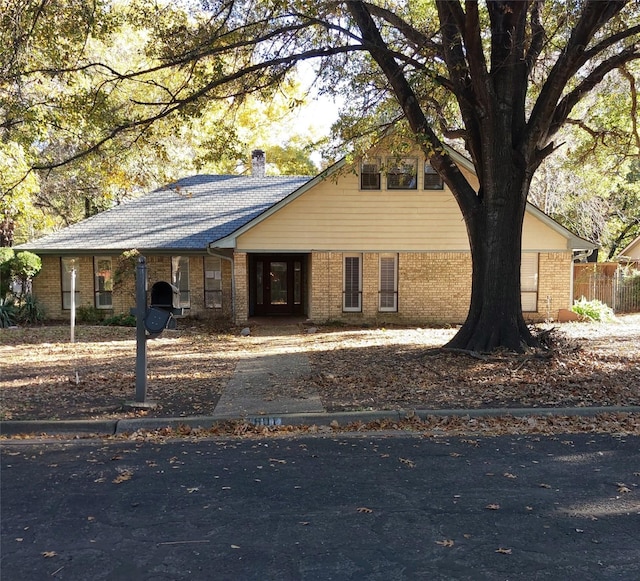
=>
[16,146,596,326]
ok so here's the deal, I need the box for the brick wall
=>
[32,253,233,322]
[32,250,574,326]
[307,251,572,325]
[233,252,248,324]
[309,251,472,325]
[530,251,573,321]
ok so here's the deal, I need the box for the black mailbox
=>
[150,281,180,309]
[145,307,172,334]
[145,281,184,335]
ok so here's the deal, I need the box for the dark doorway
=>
[250,254,307,316]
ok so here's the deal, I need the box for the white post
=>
[70,266,76,344]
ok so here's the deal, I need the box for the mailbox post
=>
[134,256,149,403]
[131,256,185,405]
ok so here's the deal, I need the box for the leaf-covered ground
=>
[301,316,640,412]
[1,315,639,422]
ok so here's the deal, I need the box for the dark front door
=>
[251,255,306,316]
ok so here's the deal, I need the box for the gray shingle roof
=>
[17,174,310,253]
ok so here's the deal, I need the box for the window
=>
[424,162,444,190]
[360,157,381,190]
[521,253,539,312]
[94,257,113,309]
[379,254,398,312]
[171,256,190,308]
[343,254,362,312]
[61,257,80,310]
[204,256,223,309]
[387,157,417,190]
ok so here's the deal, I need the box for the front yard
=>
[1,316,640,421]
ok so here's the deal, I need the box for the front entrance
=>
[249,254,307,316]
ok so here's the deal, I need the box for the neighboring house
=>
[16,147,596,326]
[618,235,640,268]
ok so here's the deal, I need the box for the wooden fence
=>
[573,263,640,313]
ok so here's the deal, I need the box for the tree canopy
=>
[1,0,323,244]
[2,0,639,350]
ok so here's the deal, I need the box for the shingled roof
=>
[17,174,310,254]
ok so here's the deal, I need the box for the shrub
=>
[0,297,17,328]
[101,313,136,327]
[76,305,104,324]
[571,297,616,322]
[17,294,46,324]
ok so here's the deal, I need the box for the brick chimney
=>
[251,149,266,177]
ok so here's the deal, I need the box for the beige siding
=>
[522,214,569,250]
[237,168,571,253]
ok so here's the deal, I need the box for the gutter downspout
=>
[207,247,235,323]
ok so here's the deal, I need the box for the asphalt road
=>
[2,432,639,580]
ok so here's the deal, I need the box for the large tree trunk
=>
[446,161,538,353]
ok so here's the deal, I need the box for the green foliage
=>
[0,298,17,328]
[0,248,15,298]
[11,251,41,279]
[101,313,136,327]
[2,251,42,299]
[76,305,104,324]
[17,294,46,324]
[0,248,14,265]
[571,297,616,322]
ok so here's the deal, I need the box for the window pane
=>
[361,158,381,190]
[204,256,222,308]
[387,158,417,190]
[521,254,538,292]
[424,162,444,190]
[256,261,263,305]
[379,255,397,311]
[94,257,113,309]
[61,258,80,310]
[521,253,538,312]
[294,261,302,305]
[270,261,288,305]
[344,256,361,311]
[171,256,190,308]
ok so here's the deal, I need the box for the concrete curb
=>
[2,406,640,437]
[0,419,118,437]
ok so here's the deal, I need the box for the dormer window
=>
[424,162,444,190]
[360,158,381,190]
[387,157,417,190]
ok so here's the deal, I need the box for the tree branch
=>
[348,0,480,214]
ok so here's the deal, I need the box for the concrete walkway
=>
[213,322,324,419]
[213,351,324,418]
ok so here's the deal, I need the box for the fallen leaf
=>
[399,457,416,468]
[42,551,57,558]
[539,483,552,489]
[436,539,454,547]
[231,545,241,549]
[503,472,517,479]
[357,507,373,513]
[113,471,133,484]
[495,548,512,554]
[485,503,500,510]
